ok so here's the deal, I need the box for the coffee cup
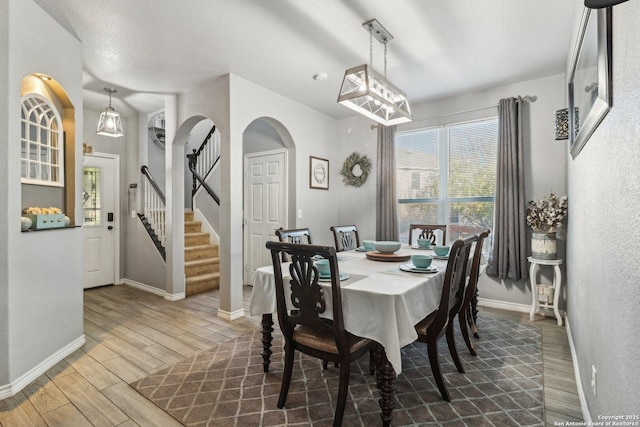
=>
[411,254,433,268]
[315,259,330,276]
[417,238,432,248]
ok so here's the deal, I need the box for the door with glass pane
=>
[82,154,117,288]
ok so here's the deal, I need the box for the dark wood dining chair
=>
[275,227,312,261]
[330,225,361,252]
[266,241,377,427]
[447,229,491,360]
[409,224,447,246]
[413,234,477,402]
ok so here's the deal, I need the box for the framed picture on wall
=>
[309,156,329,190]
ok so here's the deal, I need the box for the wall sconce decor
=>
[554,108,580,140]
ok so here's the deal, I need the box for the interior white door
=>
[245,151,287,284]
[82,154,117,288]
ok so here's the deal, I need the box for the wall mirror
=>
[568,7,612,159]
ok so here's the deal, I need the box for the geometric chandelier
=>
[338,19,412,126]
[96,88,124,137]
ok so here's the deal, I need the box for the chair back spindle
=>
[330,225,361,252]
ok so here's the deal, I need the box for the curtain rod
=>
[370,95,537,129]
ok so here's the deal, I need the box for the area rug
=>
[131,316,543,426]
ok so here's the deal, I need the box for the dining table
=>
[249,244,451,426]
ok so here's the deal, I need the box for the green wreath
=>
[340,152,372,187]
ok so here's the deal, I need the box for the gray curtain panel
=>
[376,125,399,241]
[487,97,528,281]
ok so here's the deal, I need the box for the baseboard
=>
[477,297,532,313]
[565,316,592,423]
[217,308,245,321]
[477,297,567,320]
[0,335,85,400]
[122,278,165,297]
[164,292,185,301]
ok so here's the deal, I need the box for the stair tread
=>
[185,244,218,251]
[185,257,220,267]
[186,272,220,283]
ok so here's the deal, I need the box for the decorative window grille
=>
[20,94,64,186]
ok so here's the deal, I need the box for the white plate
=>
[411,245,433,250]
[317,273,350,282]
[399,264,438,274]
[433,255,449,260]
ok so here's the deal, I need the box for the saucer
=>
[356,247,370,252]
[318,272,350,282]
[432,255,449,260]
[411,245,433,250]
[399,264,438,274]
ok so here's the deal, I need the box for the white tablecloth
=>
[249,247,449,374]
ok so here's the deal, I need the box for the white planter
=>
[531,232,557,260]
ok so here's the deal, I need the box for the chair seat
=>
[293,325,372,354]
[415,310,437,335]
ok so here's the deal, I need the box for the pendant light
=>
[338,19,412,126]
[96,88,124,137]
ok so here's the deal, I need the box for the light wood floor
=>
[0,285,583,426]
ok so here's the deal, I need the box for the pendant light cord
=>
[369,24,374,67]
[384,39,388,77]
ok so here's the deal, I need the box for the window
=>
[396,118,498,251]
[20,94,64,186]
[82,167,101,225]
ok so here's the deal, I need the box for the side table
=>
[528,257,563,326]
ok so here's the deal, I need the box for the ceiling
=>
[34,0,579,119]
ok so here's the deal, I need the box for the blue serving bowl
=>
[374,241,401,254]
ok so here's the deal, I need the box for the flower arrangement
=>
[526,192,568,233]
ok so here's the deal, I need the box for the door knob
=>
[108,226,114,230]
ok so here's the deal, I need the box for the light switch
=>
[298,209,302,219]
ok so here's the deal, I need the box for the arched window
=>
[20,94,64,186]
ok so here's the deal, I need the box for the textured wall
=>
[0,0,10,386]
[5,0,84,387]
[566,2,640,417]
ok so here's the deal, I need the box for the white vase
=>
[531,231,557,260]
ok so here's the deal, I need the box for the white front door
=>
[82,153,119,289]
[244,150,287,284]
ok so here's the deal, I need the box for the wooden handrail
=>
[141,165,165,204]
[187,160,220,205]
[187,125,220,206]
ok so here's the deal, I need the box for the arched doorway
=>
[242,117,296,284]
[166,114,218,298]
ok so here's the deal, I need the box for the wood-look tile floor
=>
[0,285,582,426]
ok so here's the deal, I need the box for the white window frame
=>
[397,117,498,243]
[20,94,64,187]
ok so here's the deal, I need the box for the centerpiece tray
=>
[366,251,411,262]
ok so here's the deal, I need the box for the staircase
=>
[184,211,220,296]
